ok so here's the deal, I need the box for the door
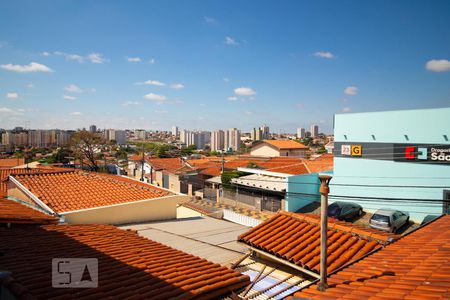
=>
[444,190,450,214]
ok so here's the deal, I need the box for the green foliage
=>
[317,145,327,154]
[246,161,260,169]
[53,147,74,164]
[221,171,247,190]
[181,144,197,156]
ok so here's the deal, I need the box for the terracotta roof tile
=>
[260,139,309,150]
[0,158,25,168]
[149,158,196,175]
[0,198,59,224]
[12,171,174,213]
[293,215,450,299]
[0,167,74,197]
[0,224,250,299]
[238,211,396,275]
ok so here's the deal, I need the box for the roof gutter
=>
[8,175,56,215]
[240,243,320,279]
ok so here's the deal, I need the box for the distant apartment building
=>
[134,129,146,140]
[225,128,241,151]
[1,129,73,147]
[297,128,306,139]
[104,129,126,144]
[89,125,97,133]
[310,125,319,137]
[180,130,210,149]
[211,130,225,151]
[171,126,179,138]
[251,127,262,141]
[260,124,270,139]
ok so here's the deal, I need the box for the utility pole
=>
[221,150,225,174]
[317,174,332,292]
[140,143,145,182]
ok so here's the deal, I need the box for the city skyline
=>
[1,1,449,133]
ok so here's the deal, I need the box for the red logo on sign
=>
[405,146,415,159]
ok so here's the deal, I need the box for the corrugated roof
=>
[238,212,396,275]
[0,224,250,299]
[294,215,450,299]
[0,198,58,224]
[12,171,174,213]
[232,174,287,192]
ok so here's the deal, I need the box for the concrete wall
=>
[168,173,181,193]
[286,173,322,212]
[62,195,189,225]
[332,108,450,222]
[250,144,280,157]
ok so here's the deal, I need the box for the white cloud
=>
[314,51,335,59]
[224,36,239,46]
[6,92,18,99]
[344,86,358,96]
[228,96,238,101]
[87,53,107,64]
[149,58,156,64]
[122,101,140,106]
[244,111,253,115]
[63,95,76,100]
[66,54,84,62]
[65,84,82,93]
[0,107,14,113]
[144,80,166,86]
[234,87,256,96]
[204,16,217,24]
[342,107,352,113]
[223,77,230,82]
[0,62,54,73]
[127,57,142,63]
[71,111,82,116]
[27,83,34,88]
[425,59,450,72]
[144,93,167,103]
[170,83,185,89]
[42,51,50,56]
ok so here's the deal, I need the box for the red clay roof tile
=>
[238,211,396,275]
[0,198,58,224]
[0,224,250,299]
[293,215,450,299]
[12,171,174,213]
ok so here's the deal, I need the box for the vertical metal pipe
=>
[317,174,332,292]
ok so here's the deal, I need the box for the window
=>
[444,190,450,214]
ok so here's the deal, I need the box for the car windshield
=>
[372,214,390,224]
[328,204,341,216]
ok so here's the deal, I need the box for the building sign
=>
[341,145,351,155]
[335,142,450,165]
[341,144,362,157]
[351,145,362,156]
[394,144,450,164]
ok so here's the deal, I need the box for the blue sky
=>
[0,0,449,133]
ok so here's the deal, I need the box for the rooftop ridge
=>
[279,211,395,243]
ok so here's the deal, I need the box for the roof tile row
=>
[12,171,174,213]
[0,224,250,299]
[238,212,396,274]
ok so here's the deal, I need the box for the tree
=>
[53,147,74,164]
[70,130,105,171]
[317,145,327,154]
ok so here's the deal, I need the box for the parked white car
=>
[369,209,410,233]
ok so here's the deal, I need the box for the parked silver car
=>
[369,209,410,233]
